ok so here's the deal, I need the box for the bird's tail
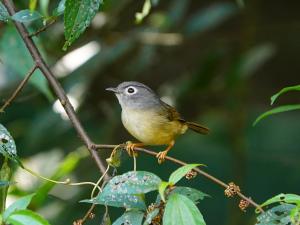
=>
[186,122,210,135]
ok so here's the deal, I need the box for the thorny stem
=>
[0,65,37,112]
[94,144,264,213]
[2,0,108,177]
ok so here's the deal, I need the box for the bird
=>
[106,81,209,163]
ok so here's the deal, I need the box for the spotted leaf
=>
[0,124,17,160]
[256,204,295,225]
[101,171,161,195]
[81,171,161,209]
[0,2,10,22]
[81,193,146,210]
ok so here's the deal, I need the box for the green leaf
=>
[0,124,17,160]
[290,205,300,224]
[101,171,161,195]
[82,171,160,209]
[135,0,151,24]
[6,209,50,225]
[0,26,52,99]
[0,2,10,22]
[158,181,170,202]
[169,164,202,185]
[170,187,209,204]
[106,147,123,168]
[143,208,159,225]
[163,193,206,225]
[3,194,35,221]
[81,193,146,210]
[270,84,300,105]
[260,193,300,209]
[256,204,295,225]
[63,0,102,50]
[155,187,209,206]
[12,10,43,23]
[185,3,237,35]
[52,0,65,17]
[112,211,144,225]
[253,104,300,126]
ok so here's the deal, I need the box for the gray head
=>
[106,81,161,109]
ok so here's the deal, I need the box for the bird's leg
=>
[125,141,144,157]
[156,140,175,164]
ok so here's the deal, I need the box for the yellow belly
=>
[121,108,187,145]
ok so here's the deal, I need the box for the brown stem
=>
[94,144,264,213]
[2,0,107,176]
[81,204,96,224]
[0,65,37,112]
[28,19,56,37]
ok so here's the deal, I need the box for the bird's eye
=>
[126,86,137,95]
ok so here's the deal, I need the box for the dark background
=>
[0,0,300,224]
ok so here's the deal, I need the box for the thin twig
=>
[2,0,108,177]
[80,165,110,225]
[81,204,96,224]
[94,144,264,213]
[90,165,110,199]
[0,65,37,112]
[23,166,101,191]
[28,19,56,38]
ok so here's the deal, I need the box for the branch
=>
[28,19,56,38]
[94,144,264,213]
[2,0,108,176]
[0,65,37,112]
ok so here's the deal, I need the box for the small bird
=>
[106,81,209,163]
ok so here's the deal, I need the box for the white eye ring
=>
[125,86,137,95]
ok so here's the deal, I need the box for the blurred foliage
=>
[0,26,52,99]
[0,0,299,224]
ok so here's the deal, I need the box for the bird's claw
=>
[156,150,168,164]
[125,141,138,157]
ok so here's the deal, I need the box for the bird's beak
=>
[105,87,118,93]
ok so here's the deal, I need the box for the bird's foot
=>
[125,141,141,157]
[156,141,174,164]
[156,150,168,164]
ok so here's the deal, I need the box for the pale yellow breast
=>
[121,108,187,145]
